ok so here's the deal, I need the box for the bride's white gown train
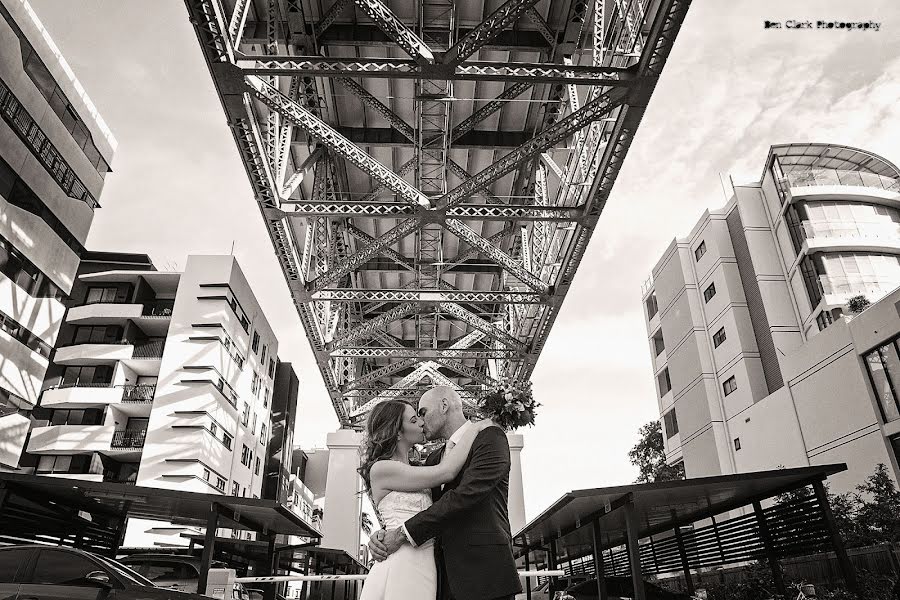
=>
[360,490,437,600]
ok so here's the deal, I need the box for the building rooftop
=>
[767,143,900,178]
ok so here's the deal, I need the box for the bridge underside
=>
[184,0,690,427]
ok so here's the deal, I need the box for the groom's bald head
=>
[418,385,464,440]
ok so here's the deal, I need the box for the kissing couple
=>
[358,385,522,600]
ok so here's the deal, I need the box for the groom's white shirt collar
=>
[447,419,474,448]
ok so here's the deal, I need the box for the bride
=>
[357,399,489,600]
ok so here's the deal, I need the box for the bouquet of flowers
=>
[477,378,539,431]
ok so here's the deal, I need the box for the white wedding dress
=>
[360,490,437,600]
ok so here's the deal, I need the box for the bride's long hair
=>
[358,400,411,494]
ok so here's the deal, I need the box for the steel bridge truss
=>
[185,0,691,426]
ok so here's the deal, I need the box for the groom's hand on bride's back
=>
[367,528,406,561]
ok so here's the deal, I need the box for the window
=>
[723,375,737,396]
[695,240,706,261]
[657,368,672,396]
[48,408,104,426]
[241,444,251,467]
[703,283,717,303]
[816,310,834,332]
[261,344,267,363]
[216,477,226,491]
[864,340,900,423]
[251,373,260,396]
[260,423,267,444]
[203,468,211,482]
[734,437,741,451]
[0,307,52,358]
[139,560,196,583]
[0,547,31,582]
[36,454,73,474]
[251,412,257,435]
[252,331,260,353]
[713,327,727,348]
[232,482,240,496]
[242,402,251,427]
[254,456,260,475]
[645,292,658,319]
[222,432,233,450]
[663,409,678,438]
[61,365,113,387]
[653,330,665,356]
[85,286,121,304]
[268,358,276,378]
[209,422,218,437]
[0,234,65,301]
[71,325,123,345]
[31,549,100,585]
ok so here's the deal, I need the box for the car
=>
[119,554,228,594]
[0,545,209,599]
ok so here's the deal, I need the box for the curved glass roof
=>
[767,143,900,178]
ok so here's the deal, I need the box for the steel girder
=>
[184,0,691,426]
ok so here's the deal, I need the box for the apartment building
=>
[643,143,900,493]
[26,253,281,502]
[0,0,116,468]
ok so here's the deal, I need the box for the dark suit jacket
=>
[406,427,522,600]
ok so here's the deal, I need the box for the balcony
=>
[800,220,900,255]
[27,424,115,454]
[67,301,173,333]
[783,168,900,204]
[41,384,155,409]
[818,274,900,304]
[111,429,146,449]
[141,300,174,318]
[54,342,135,365]
[132,339,165,359]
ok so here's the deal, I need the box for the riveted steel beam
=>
[247,75,431,208]
[238,58,633,85]
[351,0,434,62]
[279,200,582,221]
[443,0,541,66]
[332,347,519,359]
[312,289,547,304]
[329,301,419,348]
[438,302,526,351]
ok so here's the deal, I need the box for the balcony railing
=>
[111,429,146,449]
[786,168,900,192]
[141,301,174,317]
[801,220,900,243]
[132,340,165,359]
[818,274,900,298]
[121,384,156,402]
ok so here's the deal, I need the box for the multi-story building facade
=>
[643,143,900,493]
[26,253,280,502]
[0,0,116,468]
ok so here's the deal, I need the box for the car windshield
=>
[92,554,156,587]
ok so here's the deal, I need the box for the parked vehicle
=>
[119,554,226,593]
[0,545,209,599]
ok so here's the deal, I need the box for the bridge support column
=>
[507,433,526,534]
[321,429,364,557]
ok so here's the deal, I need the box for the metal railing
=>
[141,301,174,317]
[818,274,900,297]
[121,384,156,402]
[111,429,146,449]
[801,220,900,243]
[786,168,900,192]
[132,340,165,359]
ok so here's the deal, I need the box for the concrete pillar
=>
[321,429,363,556]
[507,433,526,534]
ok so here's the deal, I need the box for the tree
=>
[628,420,685,484]
[854,463,900,545]
[847,294,870,314]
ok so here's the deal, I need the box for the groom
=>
[368,385,522,600]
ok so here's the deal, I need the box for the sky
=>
[25,0,900,521]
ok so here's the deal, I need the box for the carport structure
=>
[0,473,320,594]
[513,464,859,599]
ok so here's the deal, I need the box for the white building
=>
[26,253,279,503]
[643,143,900,494]
[0,0,115,468]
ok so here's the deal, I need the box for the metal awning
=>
[515,464,846,556]
[0,472,321,540]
